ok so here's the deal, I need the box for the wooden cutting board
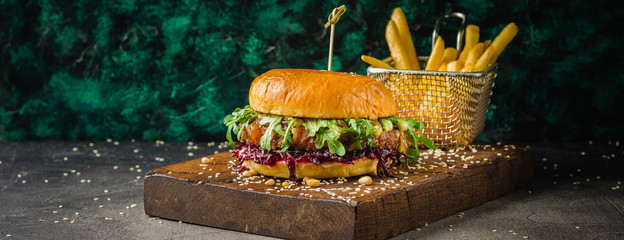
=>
[144,144,533,240]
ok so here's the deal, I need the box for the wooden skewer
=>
[324,5,347,71]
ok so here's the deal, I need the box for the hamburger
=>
[224,69,435,182]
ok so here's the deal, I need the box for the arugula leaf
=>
[402,118,438,162]
[406,148,420,160]
[345,119,363,151]
[259,116,283,151]
[226,124,236,147]
[235,121,248,141]
[223,105,258,147]
[314,123,346,156]
[280,118,296,153]
[418,136,437,150]
[407,119,424,131]
[346,119,375,148]
[302,119,321,137]
[326,137,346,156]
[258,115,273,126]
[404,126,420,163]
[361,120,375,147]
[302,119,345,156]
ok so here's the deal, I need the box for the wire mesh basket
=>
[367,12,497,147]
[368,65,497,147]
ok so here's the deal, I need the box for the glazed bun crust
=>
[243,158,378,179]
[249,69,397,120]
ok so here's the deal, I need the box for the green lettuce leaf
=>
[280,118,296,153]
[314,120,345,156]
[223,105,258,147]
[258,115,283,151]
[418,136,437,150]
[302,119,321,137]
[345,119,375,149]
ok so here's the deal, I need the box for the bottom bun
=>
[243,158,378,179]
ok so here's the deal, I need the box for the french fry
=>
[385,10,420,114]
[425,36,445,71]
[483,39,492,49]
[461,63,473,72]
[488,22,519,65]
[458,24,480,63]
[382,56,393,64]
[391,8,419,70]
[447,60,464,72]
[461,42,484,72]
[438,47,458,71]
[385,21,411,69]
[391,11,416,69]
[361,55,393,69]
[438,63,447,71]
[442,47,458,63]
[474,46,494,71]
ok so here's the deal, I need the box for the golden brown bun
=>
[249,69,397,120]
[243,158,378,179]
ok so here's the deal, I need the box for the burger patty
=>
[239,118,414,153]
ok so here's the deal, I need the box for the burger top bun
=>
[249,69,397,120]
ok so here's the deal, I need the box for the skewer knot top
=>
[324,5,347,28]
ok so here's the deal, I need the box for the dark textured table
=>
[1,140,623,239]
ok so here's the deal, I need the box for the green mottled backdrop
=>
[1,0,622,142]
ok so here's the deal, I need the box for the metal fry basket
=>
[367,12,498,147]
[368,65,497,147]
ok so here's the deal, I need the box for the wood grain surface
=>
[144,144,533,240]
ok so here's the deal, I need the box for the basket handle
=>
[432,12,466,52]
